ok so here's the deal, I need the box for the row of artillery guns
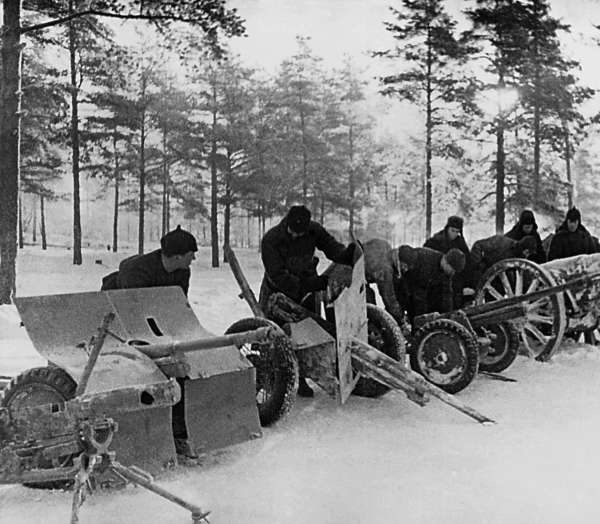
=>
[1,246,600,522]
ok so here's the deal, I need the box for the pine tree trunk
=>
[223,155,232,263]
[210,83,219,268]
[40,195,47,250]
[348,123,355,237]
[563,119,573,208]
[69,1,82,265]
[161,127,169,237]
[138,92,146,255]
[0,0,22,303]
[32,195,37,243]
[532,0,541,207]
[112,132,119,252]
[425,30,433,240]
[496,116,506,234]
[18,195,23,249]
[299,91,308,203]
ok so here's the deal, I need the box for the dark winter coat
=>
[424,228,471,307]
[101,249,191,296]
[362,238,404,324]
[505,221,546,264]
[469,235,524,286]
[395,246,454,320]
[259,218,349,308]
[424,228,470,257]
[547,222,597,261]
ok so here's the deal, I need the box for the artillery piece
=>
[355,254,600,394]
[475,254,600,359]
[403,254,600,395]
[224,244,494,425]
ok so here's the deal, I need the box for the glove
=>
[305,274,329,292]
[341,242,359,266]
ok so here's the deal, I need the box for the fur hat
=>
[444,248,466,273]
[287,205,311,234]
[519,210,536,226]
[446,215,464,231]
[566,207,581,223]
[161,225,198,256]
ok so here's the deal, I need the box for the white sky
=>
[228,0,600,97]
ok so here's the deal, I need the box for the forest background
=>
[7,0,600,293]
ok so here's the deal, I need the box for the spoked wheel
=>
[409,319,479,394]
[225,317,298,427]
[475,258,566,361]
[352,304,406,398]
[478,321,520,373]
[1,366,77,489]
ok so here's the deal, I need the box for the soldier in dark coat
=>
[100,225,199,459]
[101,226,196,295]
[424,215,471,307]
[361,238,405,326]
[394,245,466,323]
[505,209,546,264]
[469,234,537,287]
[547,207,597,261]
[260,205,355,396]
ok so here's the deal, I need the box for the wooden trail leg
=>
[350,337,496,425]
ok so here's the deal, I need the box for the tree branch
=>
[21,9,208,34]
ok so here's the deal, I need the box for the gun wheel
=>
[475,258,566,361]
[410,319,479,394]
[352,304,406,398]
[478,321,520,373]
[1,366,77,489]
[225,318,298,427]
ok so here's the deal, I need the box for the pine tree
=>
[376,0,478,237]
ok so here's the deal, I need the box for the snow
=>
[2,246,600,524]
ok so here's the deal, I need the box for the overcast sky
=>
[228,0,600,92]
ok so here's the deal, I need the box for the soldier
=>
[260,205,356,397]
[101,225,196,295]
[394,245,466,323]
[361,238,405,327]
[547,207,597,261]
[505,209,546,264]
[101,225,198,459]
[469,234,537,287]
[424,215,471,307]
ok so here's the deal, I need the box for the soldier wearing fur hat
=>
[424,215,471,307]
[260,205,356,397]
[469,234,537,287]
[101,225,198,295]
[100,225,199,459]
[547,207,597,261]
[394,245,466,323]
[505,210,546,263]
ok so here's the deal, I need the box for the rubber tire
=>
[478,321,520,373]
[225,317,299,427]
[410,319,479,394]
[352,304,406,398]
[1,366,77,489]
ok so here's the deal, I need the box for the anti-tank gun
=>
[0,377,211,523]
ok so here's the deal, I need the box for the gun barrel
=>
[133,326,274,359]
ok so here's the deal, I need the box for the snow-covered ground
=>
[2,246,600,524]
